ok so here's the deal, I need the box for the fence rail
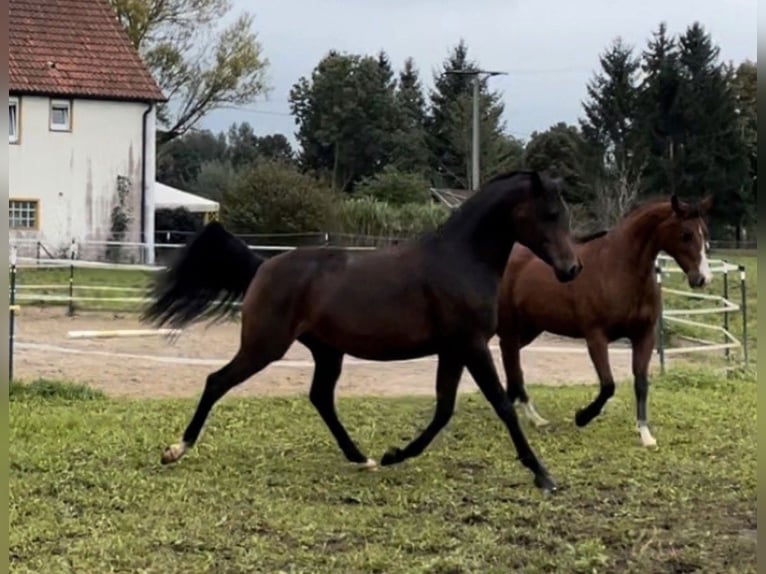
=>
[7,244,750,383]
[10,233,758,268]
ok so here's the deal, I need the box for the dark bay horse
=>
[497,194,713,448]
[142,171,583,493]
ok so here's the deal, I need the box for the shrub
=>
[333,197,449,238]
[221,160,338,234]
[355,166,432,206]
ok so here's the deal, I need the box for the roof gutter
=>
[141,103,153,263]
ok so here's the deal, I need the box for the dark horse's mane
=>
[428,170,543,240]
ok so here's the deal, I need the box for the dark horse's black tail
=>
[141,222,264,328]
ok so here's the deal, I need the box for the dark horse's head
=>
[513,174,583,283]
[659,194,714,288]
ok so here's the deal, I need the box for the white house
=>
[9,0,166,263]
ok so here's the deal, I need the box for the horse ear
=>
[670,194,687,217]
[529,171,543,194]
[699,194,714,214]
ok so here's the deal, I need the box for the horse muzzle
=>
[687,273,709,289]
[554,259,583,283]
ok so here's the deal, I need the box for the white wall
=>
[9,96,154,257]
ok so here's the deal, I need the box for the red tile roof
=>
[10,0,166,102]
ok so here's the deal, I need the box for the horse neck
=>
[436,189,518,276]
[614,204,670,282]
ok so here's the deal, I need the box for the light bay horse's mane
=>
[573,194,708,245]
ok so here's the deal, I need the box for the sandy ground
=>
[13,307,664,399]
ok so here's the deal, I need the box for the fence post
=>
[9,246,17,383]
[67,240,76,317]
[655,266,665,375]
[740,264,748,367]
[722,261,730,361]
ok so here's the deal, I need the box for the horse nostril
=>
[568,264,580,278]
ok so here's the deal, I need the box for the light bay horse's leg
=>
[631,328,658,447]
[574,331,615,427]
[500,334,549,428]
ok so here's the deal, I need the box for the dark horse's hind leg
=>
[500,334,549,428]
[160,342,288,465]
[306,342,376,470]
[466,342,556,493]
[574,332,615,427]
[379,353,464,467]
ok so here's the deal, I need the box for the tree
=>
[523,122,590,204]
[674,23,749,238]
[389,58,430,175]
[253,134,295,164]
[109,0,270,144]
[731,60,757,231]
[289,51,399,192]
[225,123,295,168]
[221,160,337,234]
[635,22,684,197]
[427,40,519,189]
[157,129,228,189]
[580,37,645,226]
[190,160,243,203]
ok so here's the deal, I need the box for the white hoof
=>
[161,441,188,465]
[638,426,658,448]
[356,458,379,472]
[522,402,550,428]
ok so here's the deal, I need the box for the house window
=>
[9,97,19,143]
[50,99,71,131]
[9,199,39,230]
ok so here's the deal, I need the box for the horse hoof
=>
[380,447,403,466]
[356,458,379,472]
[161,442,186,465]
[534,474,557,494]
[532,418,551,429]
[638,430,658,448]
[574,409,590,427]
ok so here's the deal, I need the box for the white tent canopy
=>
[154,181,220,213]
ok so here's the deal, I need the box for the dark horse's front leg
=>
[575,332,615,427]
[380,353,464,466]
[380,343,556,493]
[464,342,556,493]
[631,329,658,448]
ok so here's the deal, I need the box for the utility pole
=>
[444,68,507,191]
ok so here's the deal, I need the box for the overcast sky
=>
[199,0,757,147]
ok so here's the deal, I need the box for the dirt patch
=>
[14,307,665,399]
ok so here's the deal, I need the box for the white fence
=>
[7,244,750,381]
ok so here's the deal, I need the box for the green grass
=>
[10,371,756,573]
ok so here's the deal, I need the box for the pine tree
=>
[675,23,749,237]
[426,39,517,189]
[636,22,684,196]
[579,37,643,225]
[389,57,430,174]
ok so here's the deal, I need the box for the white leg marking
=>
[637,424,657,448]
[698,225,713,284]
[161,440,189,464]
[522,401,550,427]
[356,458,379,472]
